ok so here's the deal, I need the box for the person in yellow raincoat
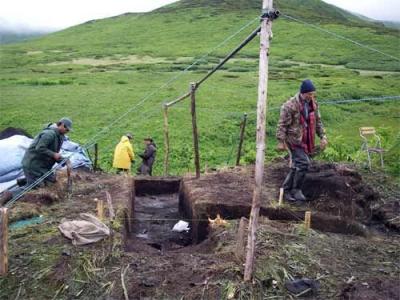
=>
[113,133,135,173]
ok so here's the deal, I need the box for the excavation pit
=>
[124,161,395,253]
[125,176,196,252]
[180,161,394,237]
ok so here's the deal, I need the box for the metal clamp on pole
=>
[261,9,280,20]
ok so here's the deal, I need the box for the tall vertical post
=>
[236,113,248,166]
[244,0,274,281]
[304,211,311,230]
[190,82,201,178]
[163,104,170,176]
[278,187,284,206]
[66,159,73,197]
[97,199,104,221]
[94,143,99,171]
[0,208,8,276]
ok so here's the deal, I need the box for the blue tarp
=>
[59,138,92,170]
[0,134,92,192]
[0,135,32,183]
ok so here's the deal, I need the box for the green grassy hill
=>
[0,0,399,175]
[0,30,46,44]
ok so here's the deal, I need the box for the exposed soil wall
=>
[181,161,387,240]
[340,277,400,300]
[125,176,191,252]
[134,176,182,196]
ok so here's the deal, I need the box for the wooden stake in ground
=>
[105,191,115,221]
[0,208,8,276]
[278,188,284,206]
[66,159,73,197]
[235,217,249,261]
[190,82,201,178]
[97,199,104,221]
[244,0,275,281]
[304,211,311,230]
[163,104,170,175]
[236,113,248,166]
[94,143,99,171]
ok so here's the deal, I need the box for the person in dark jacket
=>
[1,118,72,204]
[276,80,328,202]
[22,118,72,183]
[137,137,156,176]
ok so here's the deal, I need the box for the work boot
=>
[291,189,306,202]
[282,169,297,202]
[283,169,295,190]
[284,190,296,202]
[291,170,307,202]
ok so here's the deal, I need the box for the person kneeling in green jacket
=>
[1,117,72,204]
[22,117,72,184]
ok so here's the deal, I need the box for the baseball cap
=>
[59,117,73,131]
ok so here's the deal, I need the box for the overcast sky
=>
[323,0,400,22]
[1,0,399,33]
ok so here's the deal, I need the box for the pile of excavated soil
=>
[340,277,400,300]
[7,169,132,222]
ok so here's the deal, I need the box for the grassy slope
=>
[0,0,399,175]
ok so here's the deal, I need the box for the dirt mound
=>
[340,277,400,300]
[0,127,32,140]
[20,191,59,205]
[289,163,379,223]
[182,160,393,238]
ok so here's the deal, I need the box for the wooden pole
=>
[0,208,8,276]
[236,113,248,166]
[165,91,191,107]
[66,159,72,197]
[244,0,274,281]
[105,191,115,221]
[190,82,201,178]
[197,26,261,88]
[106,192,115,255]
[304,211,311,230]
[278,188,284,206]
[94,143,99,171]
[163,104,170,176]
[235,217,248,262]
[97,199,104,221]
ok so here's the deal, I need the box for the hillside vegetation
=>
[0,0,399,176]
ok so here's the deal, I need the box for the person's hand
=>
[54,153,62,161]
[320,137,328,150]
[276,142,287,152]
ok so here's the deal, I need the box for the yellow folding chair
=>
[359,127,384,170]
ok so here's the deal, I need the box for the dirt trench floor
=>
[0,161,399,299]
